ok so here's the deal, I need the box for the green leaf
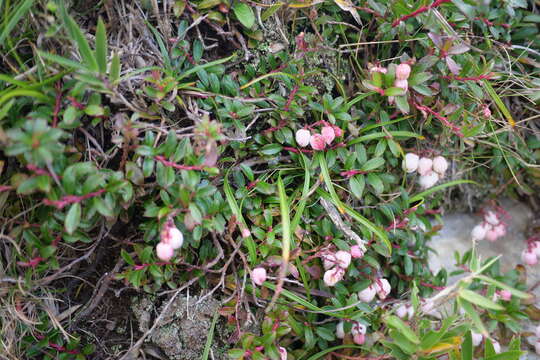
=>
[386,315,420,344]
[305,345,363,360]
[458,298,487,336]
[120,249,135,265]
[110,52,121,84]
[95,17,108,74]
[459,289,504,311]
[385,87,406,96]
[65,203,82,235]
[360,157,385,172]
[349,176,365,199]
[461,331,473,360]
[260,143,283,155]
[232,2,255,28]
[65,15,98,71]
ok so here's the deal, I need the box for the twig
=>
[320,198,366,250]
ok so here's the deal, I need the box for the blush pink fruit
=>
[156,242,174,261]
[432,156,448,175]
[295,129,311,147]
[321,126,336,145]
[396,63,411,80]
[522,250,538,266]
[323,267,345,287]
[358,285,377,302]
[252,267,267,286]
[350,245,364,259]
[485,229,499,242]
[394,79,409,92]
[375,278,391,300]
[310,133,326,151]
[404,153,420,173]
[161,222,184,249]
[417,157,433,176]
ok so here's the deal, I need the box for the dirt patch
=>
[132,294,230,360]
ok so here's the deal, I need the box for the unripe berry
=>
[404,153,420,173]
[252,267,267,286]
[492,340,501,354]
[336,321,345,339]
[471,223,489,241]
[241,227,251,238]
[161,222,184,249]
[351,322,367,335]
[394,79,408,92]
[295,129,311,147]
[396,63,411,81]
[358,285,377,302]
[350,245,364,259]
[485,229,499,242]
[353,333,366,345]
[321,126,336,145]
[418,172,439,189]
[332,125,343,137]
[493,224,506,238]
[323,267,345,287]
[335,250,351,269]
[499,290,511,301]
[417,157,433,176]
[522,249,538,266]
[396,304,408,319]
[471,332,483,347]
[156,242,174,261]
[375,278,391,300]
[432,156,448,175]
[310,133,326,151]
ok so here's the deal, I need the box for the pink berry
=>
[396,304,408,319]
[358,285,377,302]
[156,242,174,261]
[432,156,448,175]
[295,129,311,147]
[310,133,326,151]
[485,229,499,242]
[332,125,343,137]
[471,223,489,241]
[278,347,287,360]
[417,157,433,176]
[493,224,506,238]
[161,222,184,249]
[394,79,408,92]
[335,250,351,269]
[252,267,267,286]
[353,333,366,345]
[471,332,483,347]
[321,126,336,145]
[375,278,391,300]
[350,245,364,259]
[499,290,511,301]
[241,227,251,238]
[404,153,420,173]
[396,63,411,81]
[522,250,538,266]
[418,172,439,189]
[484,211,499,226]
[323,267,345,287]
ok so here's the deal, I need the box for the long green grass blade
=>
[408,180,478,204]
[0,0,33,46]
[348,130,424,145]
[223,169,256,263]
[201,311,219,360]
[95,17,108,74]
[65,15,98,72]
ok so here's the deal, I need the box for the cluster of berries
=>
[521,237,540,266]
[403,153,449,189]
[358,278,391,302]
[156,220,184,261]
[471,209,507,242]
[295,123,342,151]
[322,245,364,287]
[336,321,367,345]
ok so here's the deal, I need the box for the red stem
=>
[284,85,299,111]
[17,257,44,268]
[134,261,170,270]
[154,155,204,171]
[392,0,451,27]
[52,82,62,128]
[43,189,106,210]
[414,103,463,138]
[0,185,13,192]
[340,170,367,178]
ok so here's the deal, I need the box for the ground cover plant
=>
[0,0,539,359]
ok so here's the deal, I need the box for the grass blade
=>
[348,130,424,146]
[95,17,108,74]
[223,169,256,263]
[266,174,291,312]
[408,180,478,205]
[0,0,33,46]
[64,15,98,72]
[201,311,219,360]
